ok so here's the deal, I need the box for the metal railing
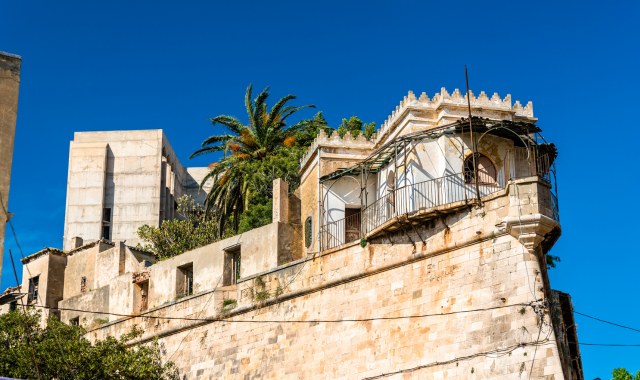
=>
[322,172,505,250]
[321,212,362,251]
[320,147,558,250]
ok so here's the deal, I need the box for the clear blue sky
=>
[1,1,638,378]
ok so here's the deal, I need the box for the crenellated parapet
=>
[299,128,376,171]
[375,88,534,144]
[299,87,533,172]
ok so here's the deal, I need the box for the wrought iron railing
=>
[322,173,505,250]
[319,147,559,250]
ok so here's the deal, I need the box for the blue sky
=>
[1,1,639,378]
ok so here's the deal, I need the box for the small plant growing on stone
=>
[255,290,270,302]
[274,286,283,297]
[254,276,266,289]
[222,298,237,309]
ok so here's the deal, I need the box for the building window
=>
[463,153,497,185]
[80,276,87,293]
[9,301,17,312]
[305,217,313,248]
[102,207,112,240]
[223,246,241,286]
[176,263,193,298]
[70,317,79,326]
[134,280,149,312]
[344,207,361,243]
[27,276,39,303]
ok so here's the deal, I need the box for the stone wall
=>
[0,52,21,285]
[87,179,565,379]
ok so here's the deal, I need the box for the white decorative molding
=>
[299,87,534,170]
[374,88,534,145]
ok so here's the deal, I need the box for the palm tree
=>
[191,84,314,234]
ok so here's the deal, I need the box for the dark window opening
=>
[9,301,17,312]
[80,276,87,293]
[176,263,194,298]
[344,207,361,243]
[223,247,241,286]
[102,207,111,223]
[101,225,111,240]
[134,280,149,312]
[305,217,313,248]
[70,317,79,326]
[102,208,112,240]
[463,153,497,185]
[28,276,39,303]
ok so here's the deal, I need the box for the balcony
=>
[320,147,558,251]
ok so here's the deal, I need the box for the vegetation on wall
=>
[0,310,178,380]
[136,195,221,260]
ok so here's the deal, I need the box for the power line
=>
[579,343,640,347]
[1,191,76,378]
[574,310,640,334]
[362,338,554,380]
[27,301,537,325]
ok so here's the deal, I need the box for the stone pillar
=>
[71,237,84,249]
[272,178,289,223]
[0,52,21,287]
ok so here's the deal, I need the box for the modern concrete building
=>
[63,130,211,250]
[0,52,21,287]
[7,88,583,379]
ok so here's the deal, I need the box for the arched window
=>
[463,153,497,185]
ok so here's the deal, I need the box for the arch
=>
[463,153,497,185]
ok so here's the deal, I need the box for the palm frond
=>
[268,94,296,122]
[190,145,226,159]
[210,115,244,134]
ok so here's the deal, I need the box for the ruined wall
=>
[0,52,21,284]
[87,179,565,379]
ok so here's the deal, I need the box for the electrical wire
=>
[574,311,640,334]
[25,301,538,324]
[1,190,75,378]
[362,338,554,380]
[166,275,221,362]
[579,343,640,347]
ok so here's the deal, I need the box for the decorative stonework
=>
[299,129,376,170]
[375,88,534,144]
[299,87,534,172]
[132,270,150,283]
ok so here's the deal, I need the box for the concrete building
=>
[7,88,583,379]
[0,52,21,286]
[63,130,211,250]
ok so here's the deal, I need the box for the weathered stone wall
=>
[0,52,21,285]
[87,179,565,379]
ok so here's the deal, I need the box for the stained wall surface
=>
[63,130,209,250]
[87,179,567,379]
[0,52,21,285]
